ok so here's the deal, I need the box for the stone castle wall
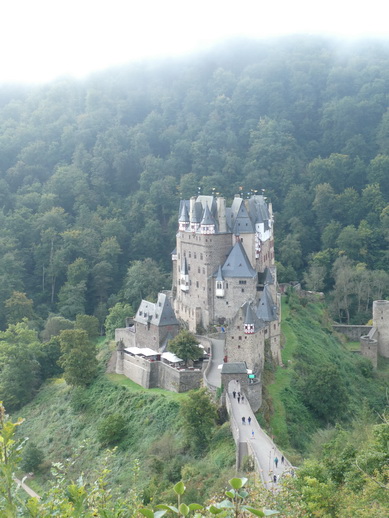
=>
[213,277,258,324]
[115,328,136,348]
[174,232,232,331]
[116,352,203,392]
[373,300,389,358]
[332,325,372,341]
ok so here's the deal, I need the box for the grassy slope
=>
[14,365,235,504]
[265,295,388,458]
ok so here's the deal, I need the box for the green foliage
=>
[168,330,202,365]
[180,388,217,454]
[20,441,44,472]
[0,322,42,410]
[297,363,348,423]
[0,404,25,515]
[97,414,127,446]
[41,315,74,342]
[75,314,100,340]
[104,302,133,338]
[59,329,98,386]
[124,259,169,310]
[4,291,35,325]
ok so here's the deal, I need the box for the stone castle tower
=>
[172,194,281,376]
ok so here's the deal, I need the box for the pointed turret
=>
[178,202,190,231]
[244,303,256,334]
[200,204,216,234]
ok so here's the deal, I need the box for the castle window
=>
[202,268,205,274]
[226,301,228,305]
[226,283,228,288]
[239,336,242,340]
[238,345,241,349]
[189,252,191,258]
[184,251,186,257]
[194,252,196,258]
[231,336,234,339]
[239,280,246,285]
[241,289,244,293]
[200,253,203,260]
[198,267,200,273]
[237,326,240,330]
[196,281,199,288]
[217,281,222,290]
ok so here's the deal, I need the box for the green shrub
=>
[97,413,127,446]
[20,441,44,473]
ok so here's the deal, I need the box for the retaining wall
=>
[332,324,372,341]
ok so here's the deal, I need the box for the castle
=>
[172,194,281,373]
[115,193,281,395]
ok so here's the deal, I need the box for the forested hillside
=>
[1,35,389,332]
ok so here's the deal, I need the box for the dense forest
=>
[1,36,389,512]
[1,36,389,332]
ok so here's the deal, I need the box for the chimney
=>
[216,197,227,233]
[189,196,196,223]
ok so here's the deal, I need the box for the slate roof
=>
[256,285,277,322]
[258,267,274,285]
[134,293,179,327]
[221,241,256,278]
[232,202,255,234]
[244,302,257,325]
[179,203,189,222]
[215,265,224,281]
[221,362,248,374]
[201,204,215,225]
[239,301,265,330]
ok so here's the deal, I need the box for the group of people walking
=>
[232,390,244,403]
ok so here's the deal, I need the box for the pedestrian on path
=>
[281,455,284,464]
[248,416,251,425]
[273,475,277,483]
[251,430,254,439]
[237,391,240,398]
[274,457,279,468]
[237,396,240,403]
[242,417,245,425]
[232,391,236,398]
[241,395,245,403]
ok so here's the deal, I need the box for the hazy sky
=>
[2,0,388,84]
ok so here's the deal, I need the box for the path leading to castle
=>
[228,380,292,489]
[206,337,224,388]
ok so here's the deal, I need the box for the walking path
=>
[14,476,40,499]
[227,379,292,489]
[205,337,224,388]
[204,338,292,489]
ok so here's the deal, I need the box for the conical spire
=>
[200,204,216,234]
[244,303,256,334]
[179,203,189,222]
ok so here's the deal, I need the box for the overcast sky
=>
[2,0,388,84]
